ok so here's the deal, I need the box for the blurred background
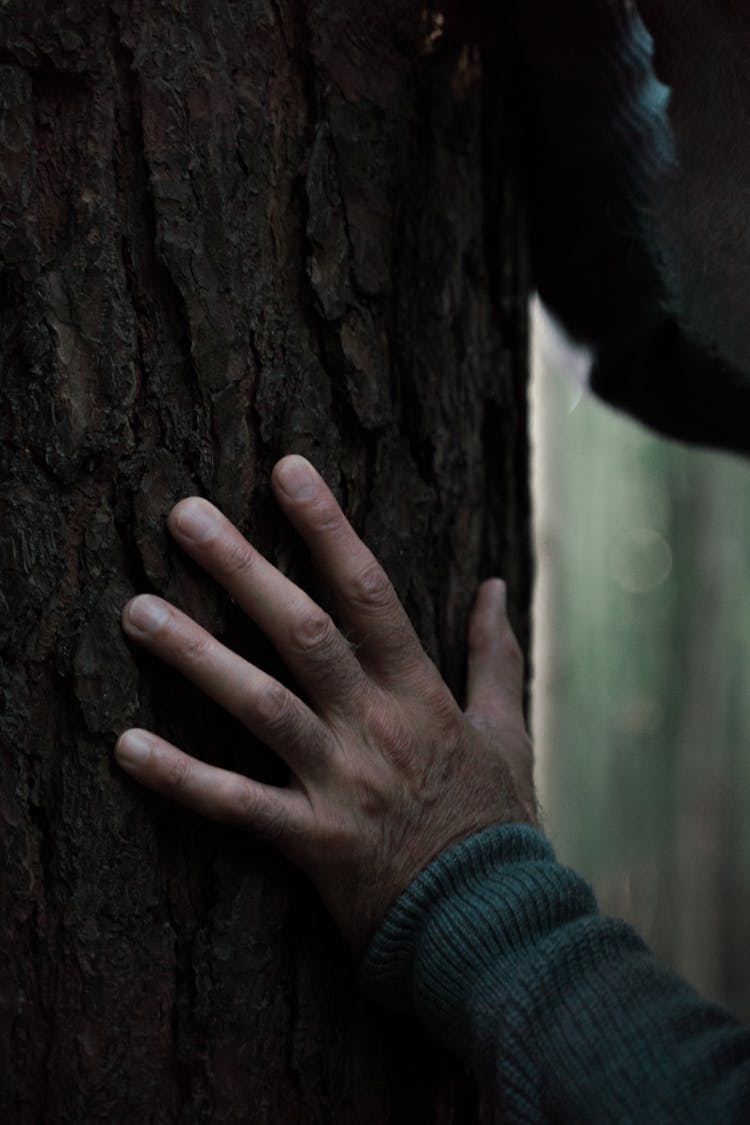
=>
[530,297,750,1019]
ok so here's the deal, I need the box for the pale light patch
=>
[45,270,92,441]
[420,10,445,54]
[530,293,593,414]
[609,527,673,594]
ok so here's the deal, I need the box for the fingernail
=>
[486,578,506,611]
[125,595,169,633]
[275,456,316,499]
[174,498,218,542]
[116,730,151,767]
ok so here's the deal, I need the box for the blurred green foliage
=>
[532,307,750,1017]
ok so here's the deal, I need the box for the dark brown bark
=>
[0,2,529,1121]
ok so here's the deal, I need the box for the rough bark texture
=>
[0,2,529,1121]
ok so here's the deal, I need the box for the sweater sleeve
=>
[509,0,750,456]
[359,824,750,1123]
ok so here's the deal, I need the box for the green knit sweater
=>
[361,826,750,1122]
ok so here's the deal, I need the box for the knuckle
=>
[220,536,256,579]
[348,560,394,610]
[232,781,272,833]
[254,678,295,735]
[464,707,494,739]
[289,606,336,653]
[296,490,345,535]
[253,800,289,844]
[362,695,409,756]
[232,780,260,822]
[310,500,344,535]
[181,627,213,664]
[163,752,193,794]
[416,673,462,736]
[350,768,391,819]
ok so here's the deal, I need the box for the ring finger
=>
[122,594,335,781]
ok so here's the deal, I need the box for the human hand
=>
[115,456,537,953]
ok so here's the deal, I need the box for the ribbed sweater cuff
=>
[359,824,750,1122]
[359,824,596,1042]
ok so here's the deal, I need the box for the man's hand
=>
[115,455,537,953]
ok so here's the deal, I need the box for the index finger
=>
[271,456,428,687]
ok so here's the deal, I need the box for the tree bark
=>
[0,2,529,1121]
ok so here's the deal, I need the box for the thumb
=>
[464,578,525,726]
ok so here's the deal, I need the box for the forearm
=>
[361,824,750,1123]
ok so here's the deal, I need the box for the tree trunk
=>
[0,3,529,1121]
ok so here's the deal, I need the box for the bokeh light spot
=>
[610,528,673,593]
